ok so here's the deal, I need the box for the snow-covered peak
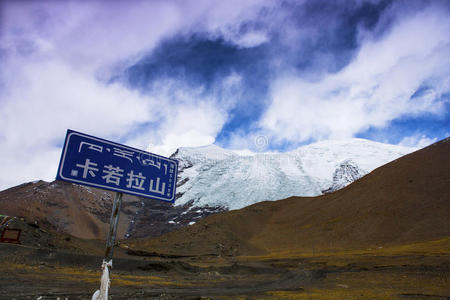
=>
[230,149,257,156]
[289,138,417,180]
[172,139,416,210]
[173,144,237,163]
[293,138,415,155]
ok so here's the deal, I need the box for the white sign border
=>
[57,131,177,202]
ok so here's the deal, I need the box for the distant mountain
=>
[0,180,223,239]
[172,139,415,209]
[129,137,450,257]
[0,138,415,240]
[0,180,131,240]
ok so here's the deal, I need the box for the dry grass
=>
[265,268,449,300]
[0,262,192,287]
[232,237,450,300]
[237,236,450,262]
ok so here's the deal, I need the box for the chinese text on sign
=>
[56,130,178,202]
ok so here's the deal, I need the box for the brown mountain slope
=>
[128,137,450,256]
[0,181,134,239]
[0,180,224,240]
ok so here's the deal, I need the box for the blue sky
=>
[0,0,449,189]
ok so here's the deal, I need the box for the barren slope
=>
[0,180,224,240]
[128,137,450,256]
[0,181,133,239]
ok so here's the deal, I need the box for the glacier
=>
[171,138,416,210]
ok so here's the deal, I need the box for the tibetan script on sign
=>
[56,129,178,202]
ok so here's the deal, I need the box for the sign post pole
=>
[95,192,123,300]
[105,192,123,262]
[56,129,178,300]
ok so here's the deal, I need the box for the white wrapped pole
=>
[92,260,112,300]
[92,192,123,300]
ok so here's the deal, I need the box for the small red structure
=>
[0,228,21,244]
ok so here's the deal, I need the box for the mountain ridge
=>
[128,137,450,257]
[173,138,415,209]
[0,138,417,240]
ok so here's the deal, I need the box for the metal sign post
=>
[56,129,179,300]
[95,192,123,300]
[105,192,123,262]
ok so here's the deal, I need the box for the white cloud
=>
[0,1,184,75]
[0,59,155,190]
[0,57,230,189]
[232,31,269,48]
[152,132,216,157]
[398,135,438,149]
[124,81,229,156]
[190,0,272,33]
[1,0,260,190]
[0,1,188,190]
[260,6,450,145]
[185,0,275,48]
[1,0,449,191]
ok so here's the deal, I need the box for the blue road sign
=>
[56,129,178,202]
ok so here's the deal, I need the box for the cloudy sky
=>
[0,0,449,190]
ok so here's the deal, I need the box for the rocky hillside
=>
[0,138,414,240]
[0,180,223,239]
[129,137,450,257]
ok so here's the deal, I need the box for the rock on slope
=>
[321,159,366,193]
[129,137,450,257]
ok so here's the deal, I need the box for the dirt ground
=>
[1,238,449,300]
